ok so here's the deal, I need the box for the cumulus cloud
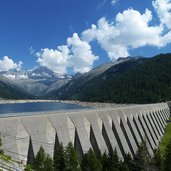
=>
[67,33,99,73]
[37,33,98,74]
[153,0,171,29]
[36,0,171,73]
[37,46,69,74]
[82,6,171,59]
[0,56,22,71]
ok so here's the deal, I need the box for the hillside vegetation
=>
[54,53,171,104]
[0,77,32,99]
[159,118,171,156]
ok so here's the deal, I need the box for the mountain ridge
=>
[48,53,171,104]
[1,53,171,104]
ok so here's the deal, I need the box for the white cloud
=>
[37,45,69,75]
[153,0,171,29]
[82,7,169,59]
[37,34,98,74]
[111,0,118,6]
[35,0,171,74]
[67,33,98,73]
[0,56,22,71]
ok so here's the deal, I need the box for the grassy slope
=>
[159,118,171,157]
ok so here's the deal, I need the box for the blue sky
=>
[0,0,171,74]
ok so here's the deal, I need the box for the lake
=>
[0,102,90,116]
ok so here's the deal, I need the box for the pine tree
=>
[132,142,151,171]
[53,143,66,171]
[163,140,171,171]
[33,146,46,170]
[81,149,102,171]
[107,148,120,171]
[122,153,134,171]
[102,151,109,171]
[65,142,81,171]
[44,154,53,171]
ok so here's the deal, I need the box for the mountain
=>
[49,53,171,104]
[0,76,32,99]
[48,56,146,99]
[0,67,72,97]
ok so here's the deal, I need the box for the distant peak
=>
[116,57,131,62]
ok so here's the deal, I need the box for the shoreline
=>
[0,99,128,108]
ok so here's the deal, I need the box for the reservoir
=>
[0,102,89,116]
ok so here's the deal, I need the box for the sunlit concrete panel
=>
[21,116,55,157]
[153,110,165,134]
[150,112,163,137]
[0,117,29,161]
[69,112,92,155]
[156,110,166,127]
[133,114,153,155]
[152,107,165,132]
[137,112,156,150]
[85,111,108,154]
[123,108,142,147]
[146,106,162,139]
[117,109,138,155]
[97,110,123,158]
[142,112,158,146]
[108,109,131,157]
[48,113,74,147]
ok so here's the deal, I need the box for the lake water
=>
[0,102,90,116]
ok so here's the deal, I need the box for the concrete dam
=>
[0,103,170,162]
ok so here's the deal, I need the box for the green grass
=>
[159,118,171,157]
[0,152,11,162]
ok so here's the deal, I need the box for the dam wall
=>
[0,103,170,162]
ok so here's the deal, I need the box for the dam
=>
[0,102,170,163]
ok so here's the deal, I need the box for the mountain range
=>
[0,66,72,97]
[0,53,171,103]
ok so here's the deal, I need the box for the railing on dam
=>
[0,103,170,162]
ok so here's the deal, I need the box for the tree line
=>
[26,140,171,171]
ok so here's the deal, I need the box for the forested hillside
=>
[52,53,171,104]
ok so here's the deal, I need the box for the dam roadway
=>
[0,103,170,163]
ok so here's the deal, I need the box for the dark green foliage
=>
[33,146,46,170]
[132,142,151,171]
[122,153,134,171]
[65,142,81,171]
[151,149,162,171]
[107,148,120,171]
[29,140,171,171]
[163,140,171,171]
[102,152,109,171]
[81,149,102,171]
[52,53,171,104]
[25,164,32,171]
[44,154,53,171]
[53,143,66,171]
[32,146,53,171]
